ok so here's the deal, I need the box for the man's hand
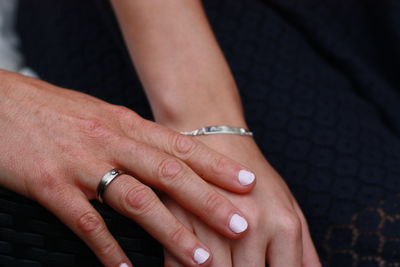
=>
[0,70,256,267]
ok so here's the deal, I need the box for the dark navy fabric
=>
[0,0,398,266]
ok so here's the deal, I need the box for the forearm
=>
[110,0,246,130]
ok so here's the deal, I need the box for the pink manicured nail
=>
[194,248,210,264]
[238,170,255,185]
[229,214,248,233]
[119,263,130,267]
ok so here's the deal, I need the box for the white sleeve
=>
[0,0,38,77]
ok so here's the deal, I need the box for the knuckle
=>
[108,104,145,136]
[203,192,226,215]
[37,169,60,190]
[110,104,139,121]
[171,133,197,157]
[110,104,132,116]
[275,211,302,238]
[77,211,104,234]
[168,225,187,246]
[124,184,158,216]
[32,164,65,200]
[79,117,113,139]
[97,240,119,258]
[157,158,184,186]
[211,156,230,175]
[240,201,262,226]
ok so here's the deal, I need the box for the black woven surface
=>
[2,0,400,266]
[0,187,163,267]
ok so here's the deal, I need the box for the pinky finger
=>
[39,185,132,267]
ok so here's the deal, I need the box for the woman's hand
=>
[0,70,257,267]
[162,135,321,267]
[109,0,320,265]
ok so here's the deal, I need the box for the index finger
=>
[123,118,256,193]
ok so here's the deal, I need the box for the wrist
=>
[151,87,248,132]
[155,109,248,133]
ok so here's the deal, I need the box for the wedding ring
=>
[96,168,126,203]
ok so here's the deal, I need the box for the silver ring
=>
[96,168,126,203]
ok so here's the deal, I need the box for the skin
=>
[0,0,322,266]
[110,0,322,266]
[0,70,257,267]
[162,136,320,267]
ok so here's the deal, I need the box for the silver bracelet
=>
[180,125,253,136]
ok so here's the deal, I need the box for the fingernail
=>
[238,170,255,185]
[229,214,248,233]
[119,263,130,267]
[194,248,210,264]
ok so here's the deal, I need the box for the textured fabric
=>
[1,0,399,266]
